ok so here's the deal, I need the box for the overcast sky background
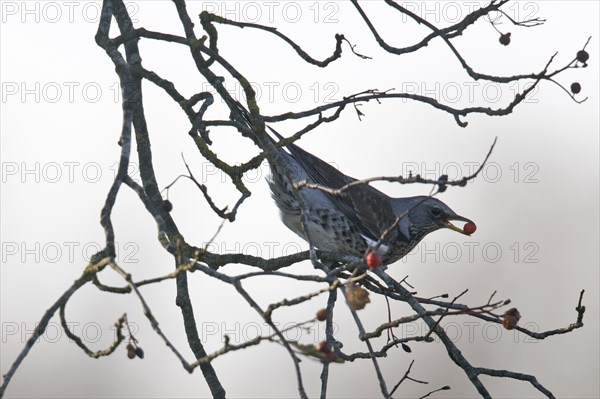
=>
[1,1,599,398]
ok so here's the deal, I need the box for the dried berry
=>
[576,50,589,63]
[126,343,136,359]
[571,82,581,94]
[316,308,328,322]
[502,308,521,330]
[162,199,173,212]
[345,284,370,310]
[135,346,145,359]
[499,33,511,46]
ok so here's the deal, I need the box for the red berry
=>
[316,308,328,321]
[366,252,382,269]
[463,221,477,235]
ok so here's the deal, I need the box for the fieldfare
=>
[268,133,475,265]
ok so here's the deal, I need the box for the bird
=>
[267,131,475,265]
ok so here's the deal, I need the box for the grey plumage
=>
[267,132,473,265]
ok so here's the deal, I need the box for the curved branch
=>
[60,307,126,358]
[199,11,348,67]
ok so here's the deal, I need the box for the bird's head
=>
[396,196,475,239]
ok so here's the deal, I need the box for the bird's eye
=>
[430,206,442,217]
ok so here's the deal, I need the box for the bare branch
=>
[0,257,110,397]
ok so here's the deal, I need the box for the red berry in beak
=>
[463,221,477,235]
[366,252,382,269]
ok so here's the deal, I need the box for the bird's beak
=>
[442,215,473,236]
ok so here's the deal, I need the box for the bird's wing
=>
[283,140,397,243]
[345,184,400,244]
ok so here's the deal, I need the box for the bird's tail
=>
[229,98,285,149]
